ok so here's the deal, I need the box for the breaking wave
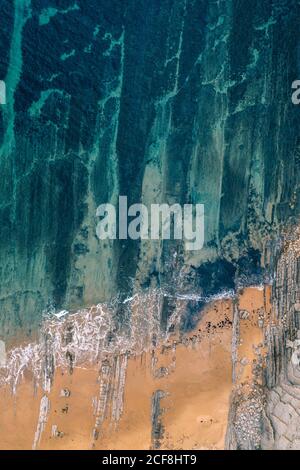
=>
[0,286,236,395]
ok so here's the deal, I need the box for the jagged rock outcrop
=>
[1,0,300,336]
[261,230,300,449]
[226,228,300,450]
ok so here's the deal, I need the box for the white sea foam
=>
[0,287,235,396]
[0,289,178,394]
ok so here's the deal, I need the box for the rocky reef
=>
[226,227,300,450]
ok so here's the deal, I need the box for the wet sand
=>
[0,287,270,450]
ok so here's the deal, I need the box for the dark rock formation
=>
[151,389,166,449]
[262,230,300,449]
[1,0,300,335]
[226,228,300,450]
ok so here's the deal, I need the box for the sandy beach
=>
[0,287,270,450]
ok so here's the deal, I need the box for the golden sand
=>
[0,287,270,450]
